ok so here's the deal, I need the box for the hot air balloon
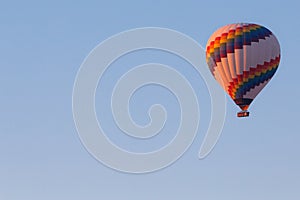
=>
[206,23,280,117]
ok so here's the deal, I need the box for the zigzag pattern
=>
[206,24,272,67]
[228,56,280,99]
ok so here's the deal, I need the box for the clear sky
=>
[1,0,299,199]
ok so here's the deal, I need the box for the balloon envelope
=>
[206,23,280,114]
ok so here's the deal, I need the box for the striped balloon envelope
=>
[206,23,281,117]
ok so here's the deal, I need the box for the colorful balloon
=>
[206,23,280,117]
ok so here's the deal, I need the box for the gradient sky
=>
[1,1,300,199]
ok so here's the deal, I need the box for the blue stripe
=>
[235,67,278,98]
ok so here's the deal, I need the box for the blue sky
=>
[1,1,299,199]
